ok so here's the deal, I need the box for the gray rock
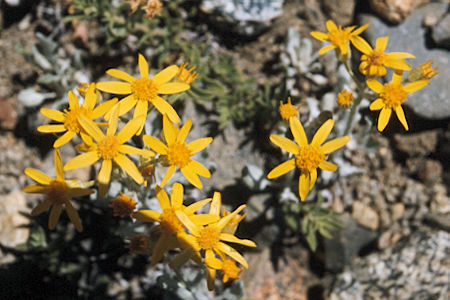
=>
[358,3,450,120]
[329,227,449,300]
[322,0,356,26]
[200,0,284,37]
[432,13,450,48]
[324,214,378,272]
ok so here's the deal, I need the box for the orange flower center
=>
[328,27,350,48]
[160,208,184,235]
[222,259,242,280]
[295,145,324,173]
[132,78,158,101]
[109,193,137,217]
[167,142,191,168]
[98,136,121,160]
[64,108,89,133]
[48,180,69,205]
[380,83,408,108]
[337,90,354,107]
[198,226,220,250]
[279,98,298,120]
[366,49,386,66]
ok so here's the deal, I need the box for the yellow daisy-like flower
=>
[267,117,350,201]
[367,70,429,132]
[207,251,243,287]
[279,97,300,121]
[109,192,137,218]
[176,63,198,85]
[408,59,439,81]
[38,84,117,148]
[310,20,369,59]
[22,149,94,232]
[352,36,415,77]
[131,183,216,266]
[175,193,256,290]
[96,54,190,135]
[143,115,212,189]
[337,89,354,108]
[64,106,154,197]
[143,0,163,19]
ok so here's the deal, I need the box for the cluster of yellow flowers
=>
[311,20,437,132]
[125,0,163,19]
[22,54,255,291]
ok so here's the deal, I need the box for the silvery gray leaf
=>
[334,157,363,177]
[32,45,52,71]
[18,88,56,107]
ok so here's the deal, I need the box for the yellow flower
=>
[279,97,299,120]
[64,106,154,197]
[109,192,137,217]
[176,63,198,85]
[37,84,117,148]
[408,59,439,81]
[207,252,243,286]
[143,0,163,19]
[175,192,256,290]
[125,233,150,255]
[367,70,429,132]
[352,36,415,77]
[143,115,212,189]
[22,149,94,232]
[125,0,144,14]
[221,207,246,235]
[132,183,216,266]
[310,20,369,59]
[267,117,350,201]
[337,89,354,108]
[96,54,189,135]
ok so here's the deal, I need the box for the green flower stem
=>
[342,59,366,136]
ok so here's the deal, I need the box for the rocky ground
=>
[0,0,449,299]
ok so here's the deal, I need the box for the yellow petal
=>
[310,31,328,41]
[370,98,384,111]
[187,137,212,153]
[320,136,350,154]
[83,83,97,110]
[25,168,53,185]
[326,20,337,32]
[187,160,210,178]
[311,119,334,147]
[366,79,384,94]
[289,117,308,147]
[395,106,409,131]
[116,116,145,143]
[403,80,429,93]
[115,95,138,117]
[177,118,192,143]
[160,165,176,187]
[114,153,143,184]
[151,234,169,266]
[177,232,201,252]
[392,70,403,84]
[169,248,194,269]
[216,242,248,269]
[64,151,99,171]
[384,57,412,71]
[143,135,168,154]
[54,150,64,180]
[351,23,369,36]
[209,192,221,216]
[119,144,154,156]
[158,82,190,94]
[78,114,104,142]
[181,166,203,189]
[309,168,317,190]
[98,159,112,186]
[375,36,388,52]
[175,210,200,236]
[267,160,296,179]
[217,205,246,230]
[152,65,178,85]
[31,198,52,216]
[191,214,220,225]
[269,134,298,154]
[155,185,171,209]
[68,91,79,110]
[378,107,392,132]
[351,35,372,54]
[220,233,256,247]
[53,131,76,148]
[107,105,119,136]
[152,96,180,123]
[96,81,132,94]
[48,204,63,230]
[40,108,65,122]
[65,201,83,232]
[319,160,338,171]
[299,173,309,201]
[162,114,176,144]
[23,184,49,194]
[318,44,336,55]
[138,53,149,78]
[185,198,212,214]
[133,100,148,136]
[68,187,94,197]
[106,68,136,83]
[170,183,184,208]
[37,124,67,133]
[132,210,161,222]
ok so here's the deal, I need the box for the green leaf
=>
[305,226,317,251]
